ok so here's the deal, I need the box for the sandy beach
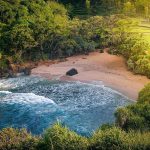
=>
[32,50,150,100]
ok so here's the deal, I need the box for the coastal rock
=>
[19,65,33,76]
[23,67,31,76]
[66,68,78,76]
[8,70,16,78]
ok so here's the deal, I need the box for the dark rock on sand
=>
[66,68,78,76]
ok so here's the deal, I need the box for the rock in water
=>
[66,68,78,76]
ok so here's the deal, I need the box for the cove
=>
[0,76,131,136]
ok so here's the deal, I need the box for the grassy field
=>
[131,19,150,44]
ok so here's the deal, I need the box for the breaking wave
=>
[0,76,132,135]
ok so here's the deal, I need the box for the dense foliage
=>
[0,84,150,150]
[0,1,150,150]
[115,83,150,132]
[39,123,89,150]
[100,0,150,17]
[0,0,98,77]
[0,0,150,79]
[104,16,150,78]
[0,128,39,150]
[138,83,150,104]
[90,127,150,150]
[59,0,150,18]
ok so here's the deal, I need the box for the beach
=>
[32,50,150,100]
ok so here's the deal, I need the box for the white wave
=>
[0,82,13,89]
[0,91,12,94]
[66,80,132,101]
[0,76,44,90]
[1,92,56,105]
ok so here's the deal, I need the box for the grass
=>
[131,19,150,45]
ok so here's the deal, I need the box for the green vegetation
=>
[0,0,150,78]
[115,84,150,132]
[59,0,150,18]
[90,127,150,150]
[0,128,39,150]
[0,0,150,149]
[106,17,150,78]
[0,84,150,150]
[138,83,150,104]
[0,0,96,77]
[109,35,150,78]
[39,123,89,150]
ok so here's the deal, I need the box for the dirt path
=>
[32,50,150,100]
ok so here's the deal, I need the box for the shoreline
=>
[32,51,150,100]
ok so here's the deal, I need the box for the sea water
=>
[0,76,131,136]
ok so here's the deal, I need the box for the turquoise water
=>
[0,76,131,136]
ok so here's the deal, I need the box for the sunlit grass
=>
[130,19,150,45]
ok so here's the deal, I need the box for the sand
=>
[32,50,150,100]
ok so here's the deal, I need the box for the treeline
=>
[0,0,150,78]
[59,0,150,18]
[111,0,150,17]
[94,0,150,16]
[0,0,97,77]
[0,84,150,150]
[106,16,150,78]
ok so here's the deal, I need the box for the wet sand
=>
[32,50,150,100]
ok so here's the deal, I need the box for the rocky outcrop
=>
[23,67,31,75]
[10,64,32,76]
[0,63,36,78]
[66,68,78,76]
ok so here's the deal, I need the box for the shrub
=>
[90,127,129,150]
[125,115,146,131]
[115,107,131,129]
[107,16,150,79]
[41,123,89,150]
[126,131,150,150]
[90,127,150,150]
[115,103,150,131]
[115,82,150,131]
[100,123,114,131]
[0,55,9,70]
[138,83,150,104]
[0,128,39,150]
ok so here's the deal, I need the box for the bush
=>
[115,82,150,131]
[90,127,150,150]
[115,103,150,131]
[125,114,147,131]
[126,131,150,150]
[0,54,11,78]
[40,123,89,150]
[115,107,131,129]
[138,83,150,104]
[1,126,150,150]
[107,16,150,78]
[0,128,39,150]
[90,127,128,150]
[0,54,9,70]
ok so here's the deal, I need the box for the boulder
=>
[8,70,16,78]
[66,68,78,76]
[18,65,32,76]
[23,67,31,76]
